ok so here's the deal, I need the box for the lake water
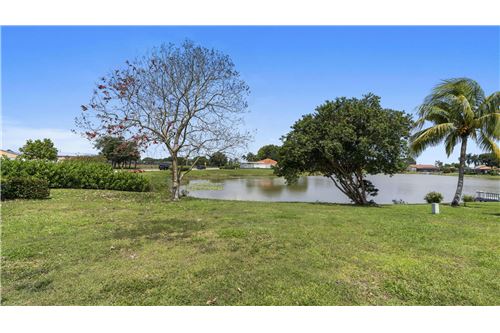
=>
[185,174,500,204]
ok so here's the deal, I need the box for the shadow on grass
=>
[110,217,205,242]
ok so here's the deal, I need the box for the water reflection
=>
[185,174,500,204]
[244,177,308,196]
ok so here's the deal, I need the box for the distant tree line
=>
[465,153,499,168]
[140,152,240,168]
[434,153,499,173]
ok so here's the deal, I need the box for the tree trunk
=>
[170,155,180,201]
[451,136,468,207]
[329,173,370,205]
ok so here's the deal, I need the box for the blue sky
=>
[1,26,499,163]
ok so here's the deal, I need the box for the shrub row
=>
[1,158,151,192]
[1,177,50,200]
[219,165,239,169]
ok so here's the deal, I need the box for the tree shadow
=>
[110,217,205,242]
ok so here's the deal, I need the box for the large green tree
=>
[209,152,228,167]
[256,144,280,161]
[410,78,499,206]
[19,138,58,161]
[276,94,413,205]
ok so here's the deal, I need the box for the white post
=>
[432,203,440,214]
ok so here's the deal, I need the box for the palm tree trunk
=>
[451,136,468,206]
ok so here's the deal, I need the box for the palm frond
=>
[476,130,500,160]
[475,92,500,138]
[444,132,459,156]
[475,113,500,139]
[477,91,500,116]
[410,123,456,155]
[431,78,485,109]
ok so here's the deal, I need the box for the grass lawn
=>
[404,171,500,181]
[1,187,499,305]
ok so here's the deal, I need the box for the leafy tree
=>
[19,138,58,161]
[209,152,228,167]
[95,136,122,165]
[276,94,413,205]
[477,152,499,167]
[410,78,499,206]
[242,152,258,161]
[114,141,141,168]
[435,160,443,169]
[95,136,140,168]
[77,41,250,200]
[256,144,280,161]
[405,157,417,165]
[193,156,209,166]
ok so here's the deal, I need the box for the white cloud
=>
[1,125,97,155]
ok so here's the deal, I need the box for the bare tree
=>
[76,41,251,200]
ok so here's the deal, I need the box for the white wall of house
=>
[240,162,272,169]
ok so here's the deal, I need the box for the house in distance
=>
[0,149,20,160]
[240,158,278,169]
[407,164,439,172]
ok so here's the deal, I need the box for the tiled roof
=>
[409,164,438,169]
[257,158,277,165]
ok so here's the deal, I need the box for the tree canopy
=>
[209,152,228,167]
[19,138,58,161]
[94,136,140,168]
[242,152,258,162]
[256,144,280,161]
[76,41,251,200]
[276,94,413,205]
[410,78,499,205]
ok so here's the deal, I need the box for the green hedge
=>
[1,177,50,200]
[1,158,151,192]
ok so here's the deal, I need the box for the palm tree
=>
[411,78,499,206]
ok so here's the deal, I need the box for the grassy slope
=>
[2,188,499,305]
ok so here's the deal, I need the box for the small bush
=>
[462,194,475,202]
[219,165,239,169]
[462,194,475,206]
[1,177,50,200]
[424,191,443,204]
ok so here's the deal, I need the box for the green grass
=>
[441,173,500,181]
[1,188,499,305]
[404,171,500,180]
